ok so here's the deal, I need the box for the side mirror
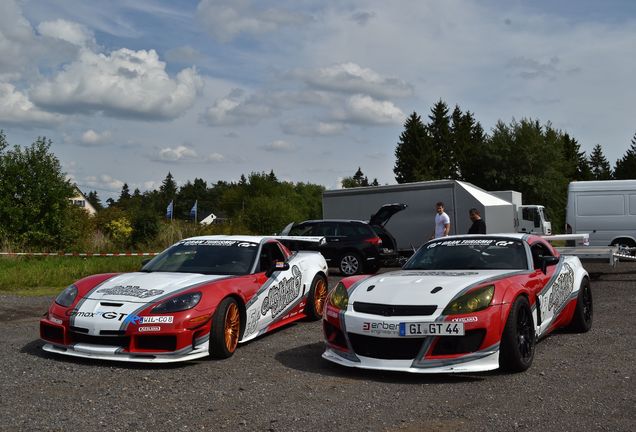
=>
[266,261,290,277]
[540,255,560,274]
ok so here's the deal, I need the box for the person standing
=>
[432,201,451,238]
[467,208,487,234]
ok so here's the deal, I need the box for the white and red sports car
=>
[323,234,592,373]
[40,235,328,363]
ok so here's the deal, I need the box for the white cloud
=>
[281,119,346,136]
[80,129,112,146]
[261,140,296,152]
[196,0,308,42]
[206,152,225,162]
[0,82,62,125]
[156,145,199,162]
[294,62,414,99]
[201,89,278,126]
[37,19,94,47]
[334,95,405,125]
[30,48,203,120]
[84,174,125,192]
[0,0,39,74]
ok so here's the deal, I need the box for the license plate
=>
[399,322,464,336]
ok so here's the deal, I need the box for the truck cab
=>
[517,205,552,235]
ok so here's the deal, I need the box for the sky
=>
[1,0,635,202]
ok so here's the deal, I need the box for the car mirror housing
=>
[266,261,290,277]
[540,255,560,274]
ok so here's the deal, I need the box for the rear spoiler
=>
[271,236,326,251]
[541,233,589,246]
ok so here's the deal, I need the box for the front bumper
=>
[40,318,211,363]
[322,303,503,373]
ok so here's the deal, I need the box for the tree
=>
[118,183,131,205]
[160,172,177,200]
[394,112,435,182]
[0,134,78,249]
[561,133,592,181]
[614,132,636,179]
[86,190,103,210]
[589,144,613,180]
[427,100,454,179]
[342,167,370,188]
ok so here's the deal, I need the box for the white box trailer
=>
[566,180,636,248]
[323,180,521,252]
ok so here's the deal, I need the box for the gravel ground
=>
[1,263,635,432]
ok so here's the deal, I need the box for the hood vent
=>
[431,286,443,294]
[100,302,123,307]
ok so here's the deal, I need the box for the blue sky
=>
[1,0,635,201]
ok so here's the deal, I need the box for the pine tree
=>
[118,183,131,203]
[589,144,613,180]
[86,190,103,210]
[614,132,636,179]
[562,133,592,181]
[160,172,177,198]
[342,167,370,188]
[394,112,434,183]
[427,100,454,179]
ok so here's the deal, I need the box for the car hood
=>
[348,269,520,307]
[83,272,231,303]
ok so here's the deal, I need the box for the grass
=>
[0,256,145,296]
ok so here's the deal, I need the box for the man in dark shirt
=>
[468,208,486,234]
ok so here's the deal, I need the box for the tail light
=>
[364,237,382,246]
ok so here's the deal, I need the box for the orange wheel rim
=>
[224,303,240,352]
[314,279,328,315]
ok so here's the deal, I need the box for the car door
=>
[310,222,339,265]
[528,241,567,336]
[242,242,301,340]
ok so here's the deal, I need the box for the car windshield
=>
[141,239,258,275]
[404,238,528,270]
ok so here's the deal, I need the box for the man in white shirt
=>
[432,201,451,239]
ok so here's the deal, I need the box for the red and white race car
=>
[40,235,328,363]
[323,234,593,373]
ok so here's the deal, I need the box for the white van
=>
[565,180,636,247]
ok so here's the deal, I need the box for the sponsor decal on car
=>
[138,326,161,332]
[450,316,478,323]
[547,263,575,312]
[65,309,174,325]
[97,285,164,299]
[362,321,400,336]
[49,315,63,325]
[179,239,257,247]
[261,265,302,319]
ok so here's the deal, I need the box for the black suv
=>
[281,203,406,276]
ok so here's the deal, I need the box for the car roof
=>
[180,235,275,243]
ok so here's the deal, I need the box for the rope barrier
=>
[0,252,160,257]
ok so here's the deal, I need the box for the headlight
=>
[55,285,78,307]
[443,285,494,315]
[329,282,349,310]
[152,292,201,313]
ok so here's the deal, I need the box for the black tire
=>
[209,297,241,359]
[499,296,536,372]
[339,252,362,276]
[305,274,328,321]
[567,278,593,333]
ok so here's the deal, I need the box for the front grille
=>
[432,329,486,355]
[136,335,177,352]
[100,330,126,336]
[41,323,64,343]
[353,302,437,316]
[70,332,130,348]
[348,333,426,360]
